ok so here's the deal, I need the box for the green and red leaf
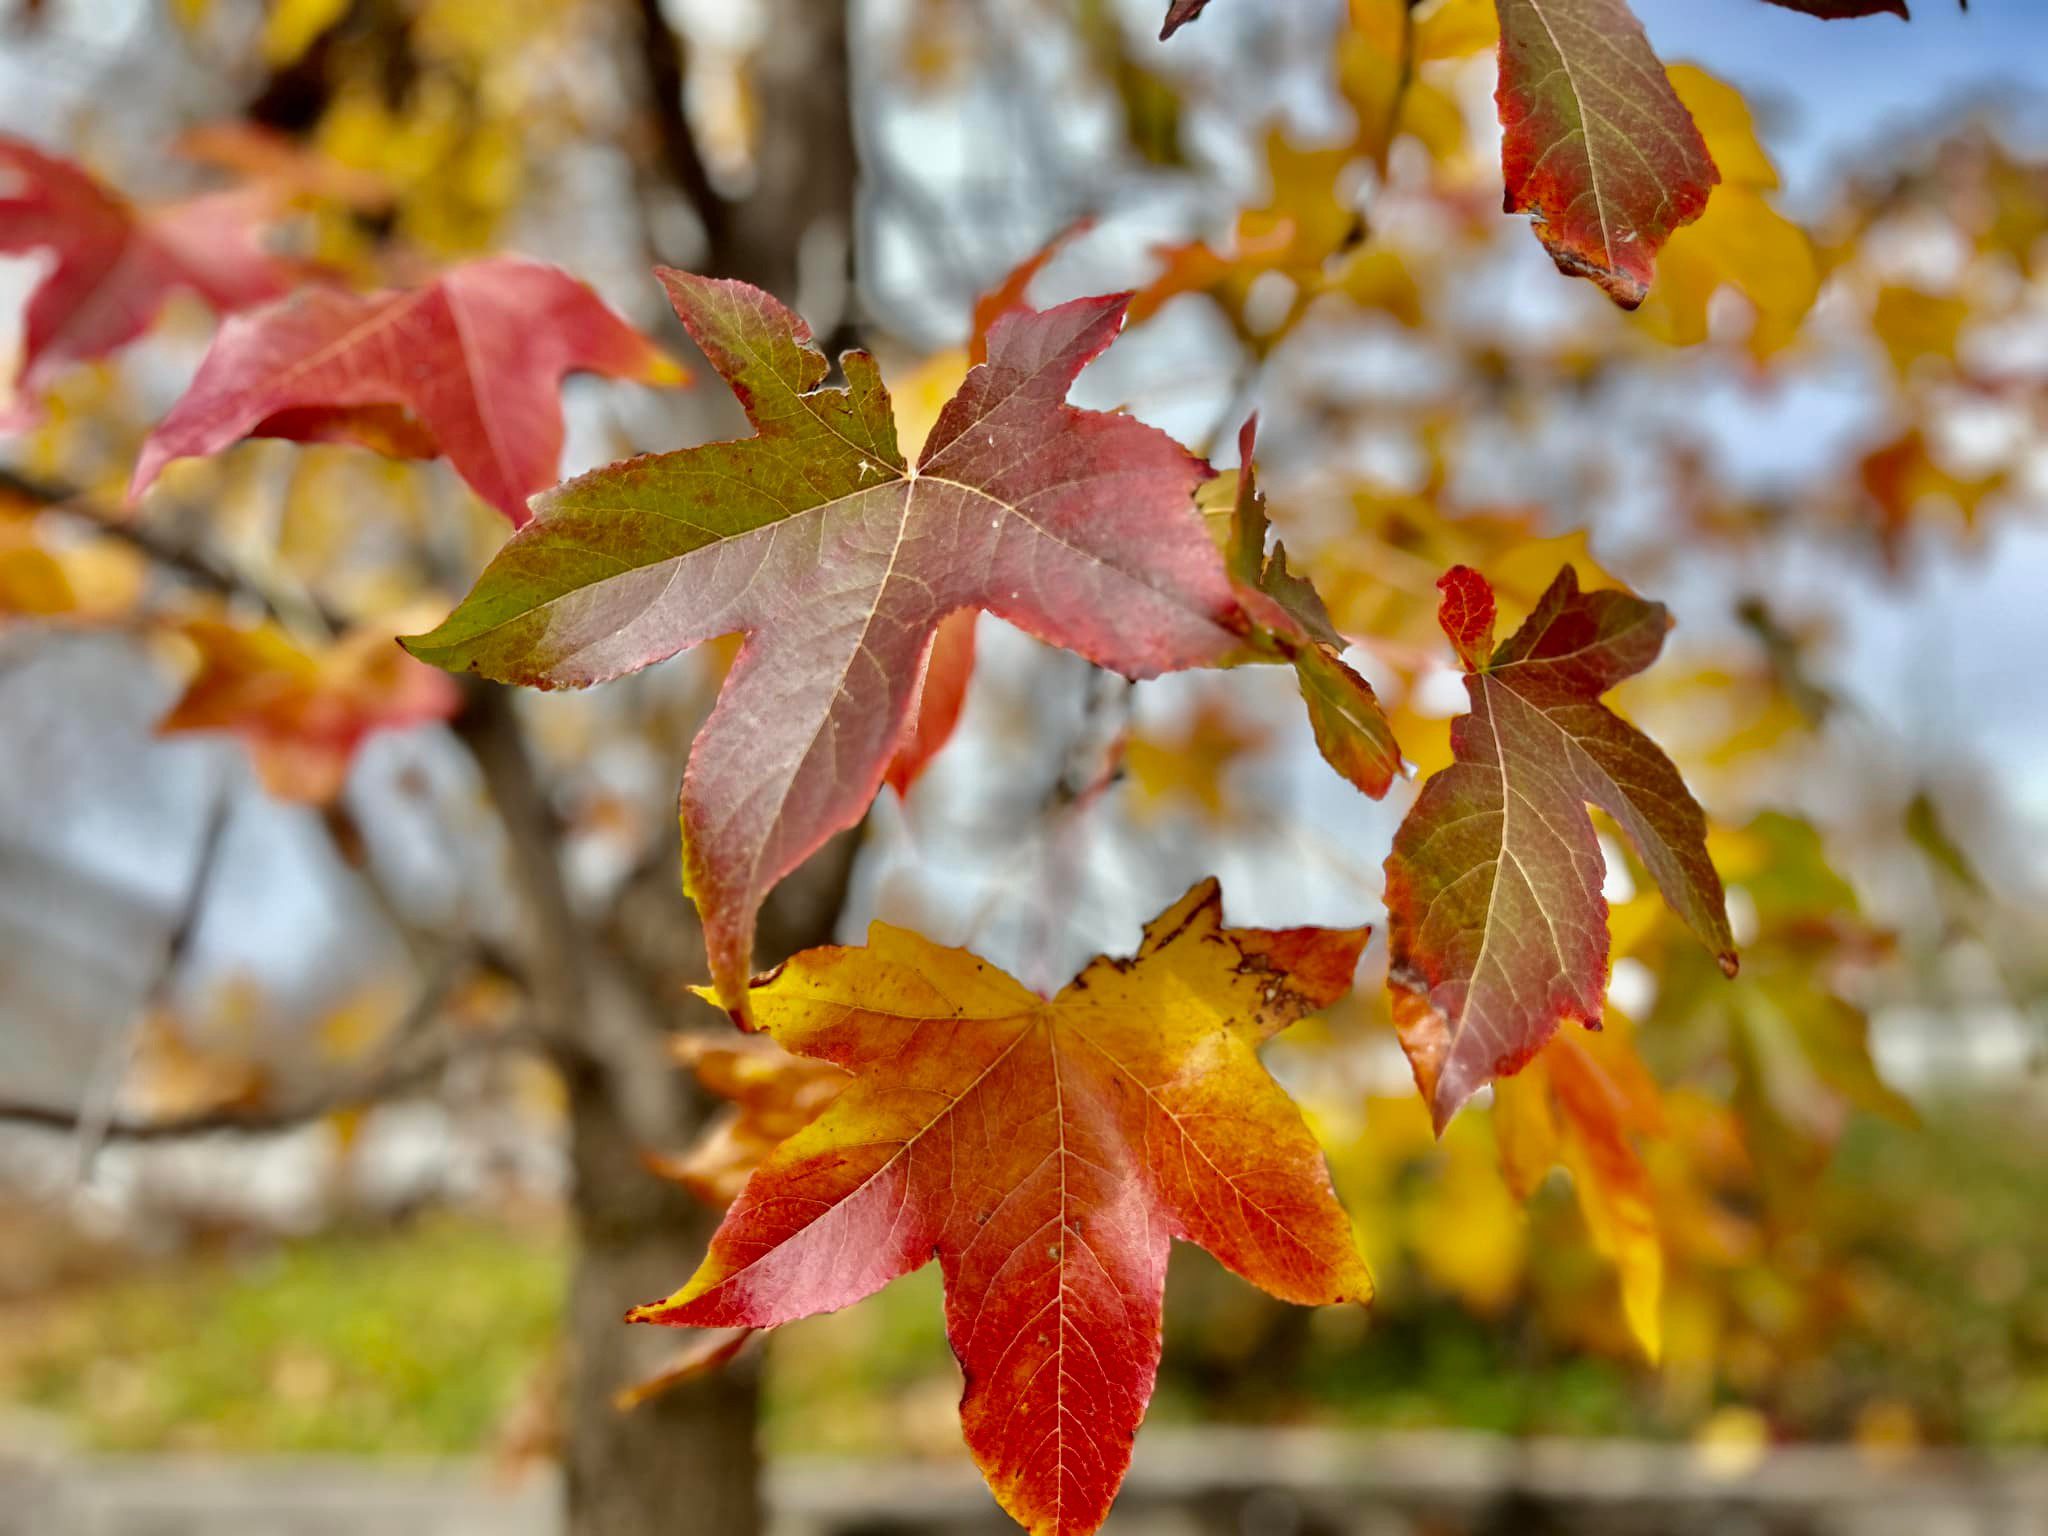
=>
[1383,564,1735,1131]
[1493,0,1719,307]
[404,272,1244,1013]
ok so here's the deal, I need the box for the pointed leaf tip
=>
[1436,565,1497,670]
[1494,0,1718,307]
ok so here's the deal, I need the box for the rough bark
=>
[485,8,865,1532]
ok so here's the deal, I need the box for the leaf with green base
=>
[404,270,1244,1014]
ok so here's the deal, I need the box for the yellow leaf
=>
[1635,67,1817,356]
[262,0,351,67]
[1871,284,1971,378]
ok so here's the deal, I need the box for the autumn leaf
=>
[1123,697,1269,825]
[647,1033,848,1208]
[1158,0,1212,39]
[1221,417,1401,799]
[1340,0,1494,167]
[159,613,462,803]
[403,272,1244,1014]
[1493,1013,1665,1358]
[631,879,1371,1536]
[129,256,686,525]
[1132,130,1421,344]
[1858,427,2003,569]
[1494,0,1719,308]
[1383,564,1735,1131]
[1646,814,1912,1206]
[0,135,293,427]
[1633,66,1819,356]
[883,221,1095,797]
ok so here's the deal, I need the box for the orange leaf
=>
[632,879,1370,1536]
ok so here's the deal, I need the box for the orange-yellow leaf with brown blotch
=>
[632,879,1372,1536]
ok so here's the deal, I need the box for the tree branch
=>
[0,466,342,634]
[0,950,525,1143]
[629,0,733,260]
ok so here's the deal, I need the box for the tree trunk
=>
[541,8,863,1531]
[560,1047,766,1536]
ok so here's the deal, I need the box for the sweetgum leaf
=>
[1493,1014,1665,1359]
[130,257,686,524]
[1223,417,1401,799]
[404,272,1243,1013]
[0,136,293,428]
[1159,0,1213,39]
[632,879,1371,1536]
[159,615,460,805]
[1494,0,1719,307]
[1383,564,1735,1132]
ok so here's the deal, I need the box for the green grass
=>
[3,1212,564,1454]
[2,1098,2040,1457]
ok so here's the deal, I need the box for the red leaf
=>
[130,257,686,524]
[970,217,1095,368]
[883,608,977,797]
[1494,0,1718,308]
[404,273,1242,1013]
[1383,564,1735,1131]
[0,136,292,427]
[1435,564,1496,672]
[1159,0,1214,39]
[881,218,1101,794]
[631,879,1371,1536]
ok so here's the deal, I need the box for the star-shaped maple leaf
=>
[129,256,686,524]
[1383,564,1736,1131]
[404,271,1248,1012]
[632,878,1371,1536]
[0,136,292,428]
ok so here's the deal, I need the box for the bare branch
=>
[0,466,342,634]
[0,951,527,1144]
[69,780,236,1174]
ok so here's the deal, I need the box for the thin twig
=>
[0,467,343,634]
[69,781,235,1176]
[0,954,521,1144]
